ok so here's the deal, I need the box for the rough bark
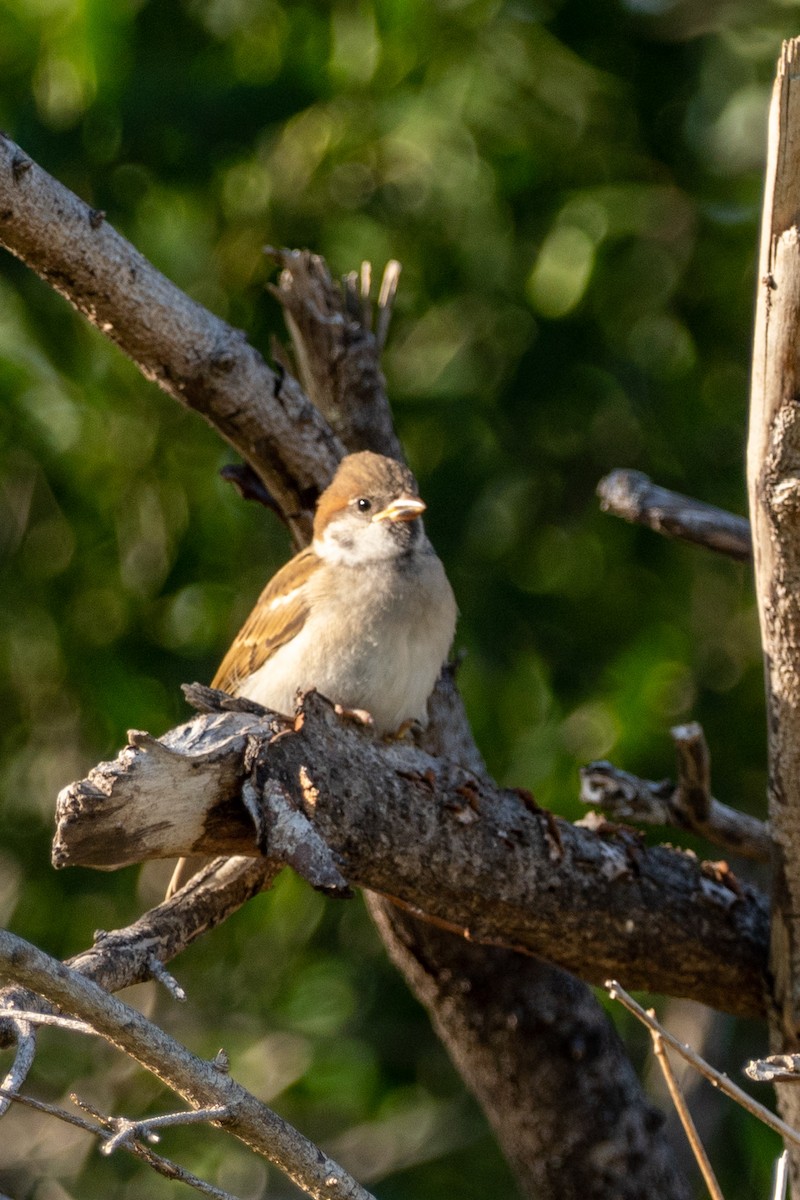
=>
[0,139,693,1196]
[53,691,769,1017]
[747,35,800,1185]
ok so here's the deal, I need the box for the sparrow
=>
[166,450,457,897]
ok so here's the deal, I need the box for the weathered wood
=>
[746,35,800,1180]
[54,691,769,1017]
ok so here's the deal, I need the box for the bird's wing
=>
[211,547,322,694]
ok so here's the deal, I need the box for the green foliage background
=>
[0,0,791,1195]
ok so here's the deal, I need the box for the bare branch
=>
[1,1090,246,1200]
[650,1033,725,1200]
[597,469,752,561]
[580,758,770,863]
[607,982,800,1148]
[0,135,344,543]
[0,929,376,1200]
[100,1106,229,1155]
[53,692,770,1017]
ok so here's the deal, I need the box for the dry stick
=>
[607,982,800,1149]
[597,469,752,561]
[650,1032,726,1200]
[0,1089,243,1200]
[0,930,375,1200]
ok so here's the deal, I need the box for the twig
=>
[0,1008,95,1034]
[0,929,376,1200]
[0,1017,35,1117]
[597,469,752,561]
[650,1031,725,1200]
[607,981,800,1148]
[0,1089,243,1200]
[101,1105,229,1154]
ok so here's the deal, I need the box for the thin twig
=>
[607,981,800,1147]
[0,1089,243,1200]
[650,1031,725,1200]
[772,1151,790,1200]
[0,1017,35,1117]
[101,1105,229,1154]
[0,1008,95,1034]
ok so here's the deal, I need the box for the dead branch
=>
[608,982,800,1149]
[0,929,376,1200]
[269,249,403,460]
[597,469,752,560]
[53,690,769,1017]
[0,1089,243,1200]
[0,134,343,544]
[580,730,771,863]
[650,1033,724,1200]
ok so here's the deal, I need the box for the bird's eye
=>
[356,497,372,513]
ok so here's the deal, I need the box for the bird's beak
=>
[372,495,426,523]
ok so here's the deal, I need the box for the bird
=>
[166,450,457,897]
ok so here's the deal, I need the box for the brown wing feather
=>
[212,547,321,694]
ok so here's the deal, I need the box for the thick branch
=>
[369,901,690,1200]
[597,469,752,560]
[54,692,769,1017]
[0,135,343,542]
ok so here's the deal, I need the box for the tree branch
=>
[597,469,752,561]
[0,137,694,1198]
[0,134,343,544]
[580,725,771,864]
[0,930,376,1200]
[53,691,769,1017]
